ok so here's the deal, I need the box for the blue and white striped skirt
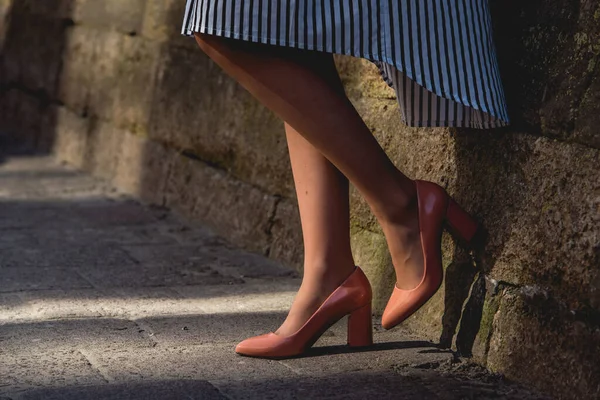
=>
[181,0,509,129]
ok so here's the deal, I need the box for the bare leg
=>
[193,34,424,322]
[273,55,358,336]
[277,123,356,336]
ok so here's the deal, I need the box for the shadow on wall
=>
[439,0,599,367]
[0,0,75,156]
[0,0,297,264]
[440,130,531,356]
[437,1,558,356]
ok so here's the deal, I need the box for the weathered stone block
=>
[58,26,161,129]
[115,131,152,195]
[57,25,96,115]
[149,44,295,197]
[80,119,122,181]
[109,36,161,134]
[335,55,397,100]
[478,135,600,311]
[492,1,600,147]
[86,31,161,134]
[164,155,277,255]
[0,11,68,93]
[487,289,600,400]
[112,130,174,206]
[3,0,76,20]
[72,0,145,35]
[0,89,42,146]
[80,28,122,118]
[141,0,194,48]
[51,105,91,168]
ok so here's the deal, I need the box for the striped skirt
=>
[181,0,509,129]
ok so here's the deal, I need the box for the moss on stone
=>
[350,227,395,313]
[477,293,501,352]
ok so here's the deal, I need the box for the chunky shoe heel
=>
[347,304,373,347]
[445,198,478,243]
[445,197,487,250]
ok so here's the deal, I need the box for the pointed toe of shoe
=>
[380,315,393,330]
[381,286,425,330]
[235,333,280,357]
[381,291,406,330]
[381,278,444,330]
[380,308,397,330]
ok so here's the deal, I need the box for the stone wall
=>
[1,1,598,399]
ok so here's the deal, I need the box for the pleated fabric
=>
[181,0,509,129]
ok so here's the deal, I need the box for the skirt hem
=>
[183,26,510,130]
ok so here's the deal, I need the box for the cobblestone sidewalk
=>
[0,140,549,399]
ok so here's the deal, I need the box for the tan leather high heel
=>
[235,266,373,358]
[381,179,486,330]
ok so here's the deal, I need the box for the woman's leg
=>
[278,122,356,336]
[193,34,424,307]
[274,55,357,336]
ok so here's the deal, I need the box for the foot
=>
[381,191,425,291]
[275,264,356,337]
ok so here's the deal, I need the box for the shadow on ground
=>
[13,369,550,400]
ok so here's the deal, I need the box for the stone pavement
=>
[0,139,548,400]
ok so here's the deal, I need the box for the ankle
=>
[302,258,356,288]
[376,185,418,227]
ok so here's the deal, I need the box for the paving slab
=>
[171,279,300,311]
[92,286,200,319]
[0,318,155,353]
[0,225,181,248]
[137,311,291,346]
[212,371,438,400]
[0,349,107,396]
[76,260,244,289]
[0,203,87,230]
[70,200,169,228]
[84,344,297,382]
[122,243,296,280]
[12,380,226,400]
[99,283,296,318]
[280,336,452,376]
[0,292,24,321]
[0,243,136,270]
[1,289,104,322]
[0,267,92,292]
